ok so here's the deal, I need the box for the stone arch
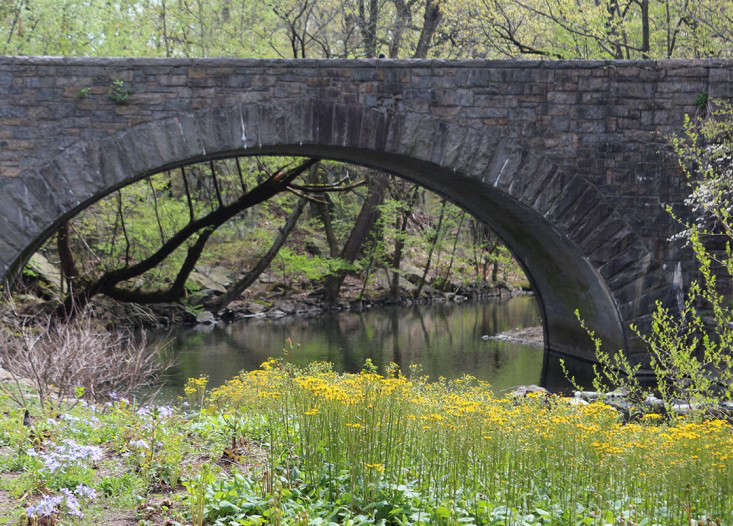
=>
[0,100,667,361]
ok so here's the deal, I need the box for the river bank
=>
[144,279,532,330]
[12,253,531,331]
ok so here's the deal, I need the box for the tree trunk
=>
[390,184,420,299]
[389,0,411,58]
[309,166,340,258]
[324,173,387,302]
[640,0,650,58]
[442,210,466,290]
[413,0,442,59]
[211,197,308,312]
[57,221,78,293]
[414,199,446,298]
[358,0,379,57]
[60,159,319,316]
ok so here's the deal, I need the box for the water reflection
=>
[160,296,547,396]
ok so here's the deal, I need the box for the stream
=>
[157,295,589,397]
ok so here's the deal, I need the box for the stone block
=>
[547,91,577,104]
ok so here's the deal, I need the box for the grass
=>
[0,360,731,525]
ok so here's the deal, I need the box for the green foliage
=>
[445,0,733,59]
[565,310,644,411]
[2,363,730,524]
[184,463,217,526]
[107,79,130,105]
[695,91,709,109]
[3,0,730,61]
[273,246,351,285]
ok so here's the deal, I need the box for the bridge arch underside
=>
[0,102,670,362]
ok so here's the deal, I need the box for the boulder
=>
[195,310,216,325]
[245,302,268,314]
[189,264,232,294]
[28,253,62,290]
[509,385,548,397]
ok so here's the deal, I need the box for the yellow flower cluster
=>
[205,360,733,518]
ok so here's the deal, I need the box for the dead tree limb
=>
[210,197,309,312]
[60,158,319,315]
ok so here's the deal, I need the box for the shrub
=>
[0,304,171,414]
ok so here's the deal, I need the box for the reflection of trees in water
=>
[414,306,431,347]
[161,296,545,392]
[389,309,402,371]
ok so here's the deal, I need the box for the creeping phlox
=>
[25,485,97,520]
[27,439,104,473]
[136,405,174,419]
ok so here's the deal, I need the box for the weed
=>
[107,79,130,105]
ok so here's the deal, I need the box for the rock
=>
[400,263,424,285]
[28,253,62,289]
[296,306,321,316]
[374,274,417,293]
[274,301,296,314]
[268,309,287,319]
[643,395,665,409]
[509,385,548,397]
[195,310,216,325]
[245,302,268,314]
[671,403,692,415]
[349,300,365,312]
[189,265,232,294]
[574,390,602,401]
[481,335,490,341]
[486,326,543,346]
[607,388,629,398]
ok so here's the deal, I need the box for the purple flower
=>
[136,405,174,419]
[74,484,97,500]
[26,494,63,518]
[26,486,95,520]
[129,439,149,449]
[157,405,174,418]
[37,439,104,473]
[60,488,82,517]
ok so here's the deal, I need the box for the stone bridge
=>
[1,57,732,362]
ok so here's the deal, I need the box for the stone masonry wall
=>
[2,57,731,250]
